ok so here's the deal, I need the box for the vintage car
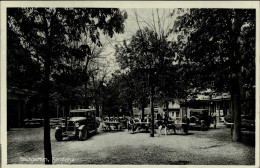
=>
[55,109,97,141]
[230,114,255,135]
[188,109,215,130]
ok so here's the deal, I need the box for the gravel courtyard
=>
[7,124,255,165]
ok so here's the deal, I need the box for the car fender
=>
[78,125,86,131]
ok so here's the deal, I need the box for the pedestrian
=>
[128,117,135,132]
[182,115,189,133]
[163,114,169,135]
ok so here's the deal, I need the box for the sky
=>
[96,8,182,81]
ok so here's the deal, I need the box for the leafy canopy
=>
[173,9,255,94]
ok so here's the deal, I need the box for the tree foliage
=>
[7,7,127,164]
[173,8,255,141]
[173,9,255,93]
[7,27,43,90]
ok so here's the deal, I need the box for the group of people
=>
[158,114,190,136]
[99,116,127,131]
[127,115,151,132]
[128,114,190,134]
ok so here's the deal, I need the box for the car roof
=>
[190,109,208,112]
[70,109,95,113]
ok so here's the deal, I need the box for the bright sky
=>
[96,8,182,81]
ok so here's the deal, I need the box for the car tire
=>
[79,127,88,141]
[94,127,98,134]
[55,129,63,141]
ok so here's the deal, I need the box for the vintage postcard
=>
[1,1,259,168]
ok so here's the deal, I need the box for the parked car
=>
[230,114,255,135]
[188,109,215,130]
[241,115,255,132]
[55,109,97,141]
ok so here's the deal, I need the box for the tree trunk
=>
[230,10,243,142]
[64,99,70,132]
[231,73,242,141]
[141,97,145,121]
[165,101,169,117]
[95,103,99,117]
[43,57,52,164]
[130,102,133,117]
[231,97,235,123]
[150,85,155,137]
[185,99,188,118]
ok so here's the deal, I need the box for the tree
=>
[115,26,175,136]
[88,66,109,117]
[173,9,255,141]
[7,8,127,164]
[7,28,43,91]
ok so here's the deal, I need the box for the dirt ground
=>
[7,124,255,165]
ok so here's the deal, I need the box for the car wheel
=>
[55,129,63,141]
[79,127,88,141]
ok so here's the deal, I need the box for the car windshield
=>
[70,112,86,117]
[190,112,199,116]
[190,110,209,117]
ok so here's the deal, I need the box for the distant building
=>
[181,92,254,123]
[133,100,181,120]
[162,101,181,119]
[7,88,27,128]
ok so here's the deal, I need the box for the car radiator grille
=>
[67,121,75,131]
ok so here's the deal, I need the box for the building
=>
[162,101,181,119]
[181,92,255,123]
[7,88,27,128]
[133,101,181,120]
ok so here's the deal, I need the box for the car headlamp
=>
[75,122,79,127]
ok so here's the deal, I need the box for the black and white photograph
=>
[1,1,259,167]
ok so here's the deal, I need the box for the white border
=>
[1,1,259,168]
[0,1,258,8]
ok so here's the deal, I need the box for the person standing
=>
[163,114,169,135]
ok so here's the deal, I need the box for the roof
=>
[190,109,209,112]
[70,109,95,113]
[133,107,164,116]
[188,92,231,101]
